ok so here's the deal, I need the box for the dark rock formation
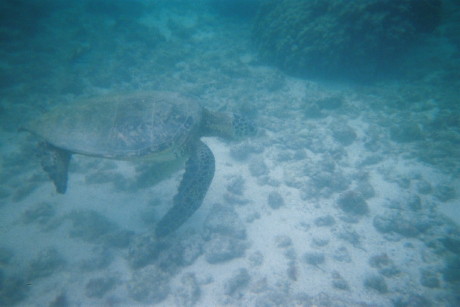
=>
[253,0,442,80]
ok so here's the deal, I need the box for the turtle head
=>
[202,109,256,140]
[229,113,257,139]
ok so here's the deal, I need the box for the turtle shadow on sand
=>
[22,91,256,238]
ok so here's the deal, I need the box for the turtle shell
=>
[26,92,203,159]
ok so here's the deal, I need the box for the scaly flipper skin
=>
[155,140,215,237]
[38,142,72,194]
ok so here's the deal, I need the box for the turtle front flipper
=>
[38,142,72,194]
[155,140,215,237]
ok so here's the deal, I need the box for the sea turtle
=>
[23,91,256,237]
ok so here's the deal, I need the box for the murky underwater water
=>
[0,1,459,306]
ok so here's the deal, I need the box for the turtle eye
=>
[232,114,257,138]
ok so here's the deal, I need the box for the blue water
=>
[0,0,459,306]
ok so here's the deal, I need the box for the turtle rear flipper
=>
[38,142,72,194]
[155,140,215,237]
